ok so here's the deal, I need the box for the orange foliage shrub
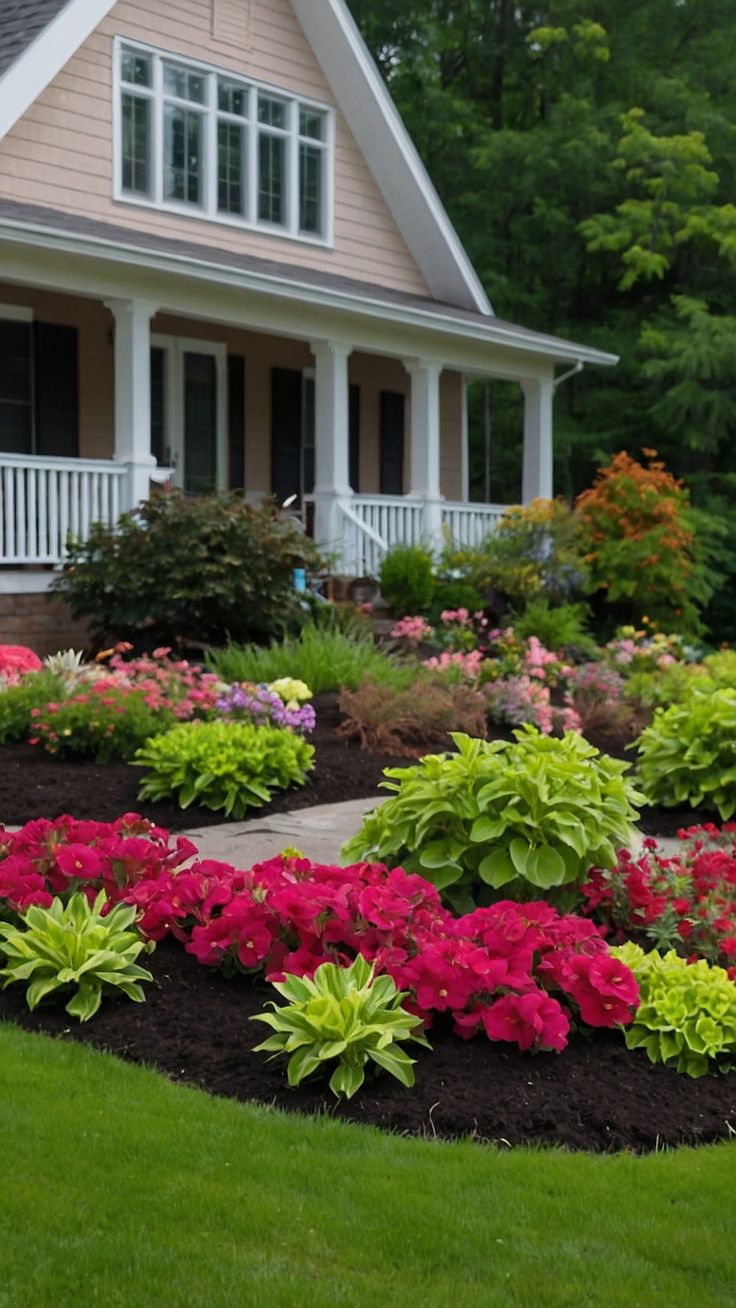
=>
[576,450,703,632]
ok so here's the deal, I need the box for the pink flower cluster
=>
[0,822,639,1052]
[102,645,222,718]
[0,644,42,686]
[423,650,485,680]
[582,824,736,977]
[390,616,434,647]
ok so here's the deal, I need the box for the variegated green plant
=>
[343,728,643,912]
[0,891,154,1022]
[252,954,429,1099]
[612,942,736,1077]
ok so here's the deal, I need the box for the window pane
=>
[299,108,324,141]
[164,105,203,204]
[121,93,151,195]
[299,143,322,234]
[0,321,32,454]
[218,79,248,116]
[218,121,245,215]
[258,95,286,129]
[258,132,285,224]
[164,64,207,104]
[121,49,151,87]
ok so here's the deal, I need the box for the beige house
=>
[0,0,616,614]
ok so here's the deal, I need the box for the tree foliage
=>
[347,0,736,634]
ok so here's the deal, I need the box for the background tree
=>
[347,0,736,634]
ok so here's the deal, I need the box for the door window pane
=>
[258,133,285,224]
[122,93,151,195]
[218,121,245,215]
[183,353,218,495]
[299,143,322,234]
[164,105,203,204]
[0,320,32,454]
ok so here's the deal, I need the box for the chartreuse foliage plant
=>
[379,544,435,616]
[252,954,429,1099]
[343,729,643,912]
[135,719,314,817]
[635,688,736,820]
[612,943,736,1078]
[0,891,153,1022]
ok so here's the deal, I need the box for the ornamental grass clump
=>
[611,942,736,1077]
[134,719,315,817]
[342,728,643,912]
[635,688,736,819]
[252,954,429,1099]
[0,890,154,1022]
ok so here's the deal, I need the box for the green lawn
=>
[1,1022,734,1308]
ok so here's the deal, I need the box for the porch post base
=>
[312,490,353,573]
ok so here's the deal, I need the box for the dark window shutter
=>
[228,354,245,490]
[34,322,79,458]
[349,383,360,492]
[271,367,302,504]
[0,319,33,454]
[150,346,166,466]
[380,390,404,495]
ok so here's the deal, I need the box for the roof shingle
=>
[0,0,71,78]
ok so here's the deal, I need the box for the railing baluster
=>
[15,468,26,562]
[4,467,15,560]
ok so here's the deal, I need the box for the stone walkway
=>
[182,795,386,867]
[181,795,680,867]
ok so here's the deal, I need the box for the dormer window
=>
[115,40,331,243]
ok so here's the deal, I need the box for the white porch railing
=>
[0,454,127,565]
[309,493,509,577]
[441,501,508,548]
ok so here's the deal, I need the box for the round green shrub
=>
[52,490,318,649]
[379,545,434,615]
[635,688,736,819]
[342,727,643,912]
[134,719,315,818]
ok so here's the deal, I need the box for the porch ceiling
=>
[0,199,618,377]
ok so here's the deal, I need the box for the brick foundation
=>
[0,592,91,656]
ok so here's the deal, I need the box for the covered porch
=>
[0,219,613,583]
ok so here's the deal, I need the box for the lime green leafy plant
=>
[379,544,435,615]
[343,729,643,912]
[135,719,314,817]
[612,942,736,1077]
[0,891,154,1022]
[635,688,736,819]
[252,954,429,1099]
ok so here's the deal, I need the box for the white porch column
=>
[460,373,470,503]
[405,357,443,545]
[105,298,157,511]
[310,339,352,565]
[521,376,554,503]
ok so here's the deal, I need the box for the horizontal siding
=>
[0,0,429,296]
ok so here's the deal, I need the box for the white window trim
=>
[151,334,227,493]
[113,36,334,249]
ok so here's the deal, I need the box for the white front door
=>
[151,335,227,493]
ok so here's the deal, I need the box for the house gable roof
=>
[0,1,70,76]
[0,0,491,316]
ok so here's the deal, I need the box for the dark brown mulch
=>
[0,694,409,831]
[0,695,718,836]
[1,937,734,1154]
